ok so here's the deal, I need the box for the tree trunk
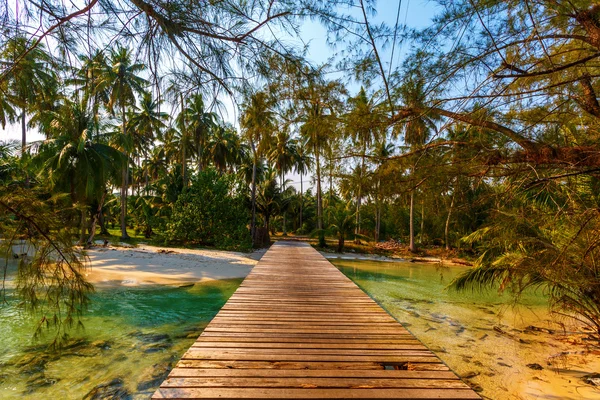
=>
[87,190,107,246]
[354,154,365,243]
[445,190,456,251]
[250,141,258,246]
[21,110,26,156]
[180,94,187,187]
[78,208,87,246]
[282,172,287,236]
[315,146,323,230]
[99,209,108,235]
[375,177,381,242]
[420,200,425,244]
[299,172,303,230]
[120,102,130,240]
[338,235,345,253]
[409,190,416,252]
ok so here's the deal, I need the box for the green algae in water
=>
[331,259,600,399]
[332,259,549,307]
[0,278,242,399]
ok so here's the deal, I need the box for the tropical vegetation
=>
[1,0,600,341]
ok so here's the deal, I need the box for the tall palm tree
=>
[129,92,168,193]
[293,140,313,231]
[297,79,344,235]
[240,90,276,244]
[70,50,110,138]
[180,93,218,173]
[208,124,239,173]
[97,45,147,239]
[345,87,384,241]
[0,36,57,156]
[269,129,297,235]
[36,98,122,243]
[372,140,394,241]
[396,74,439,252]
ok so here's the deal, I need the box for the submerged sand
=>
[84,244,263,287]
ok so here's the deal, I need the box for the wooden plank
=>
[160,377,470,389]
[167,369,460,379]
[154,388,481,399]
[152,242,478,399]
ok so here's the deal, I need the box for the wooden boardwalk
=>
[153,241,479,399]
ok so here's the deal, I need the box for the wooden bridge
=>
[153,241,479,399]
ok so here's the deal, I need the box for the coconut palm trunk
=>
[409,189,416,252]
[315,147,323,230]
[120,102,130,240]
[299,171,303,230]
[445,190,455,250]
[21,110,26,155]
[250,140,258,245]
[281,172,287,236]
[87,190,108,246]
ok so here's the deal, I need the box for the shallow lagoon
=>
[332,258,600,400]
[0,278,242,399]
[1,256,599,399]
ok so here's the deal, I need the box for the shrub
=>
[166,169,251,251]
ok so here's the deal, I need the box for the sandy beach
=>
[84,244,263,287]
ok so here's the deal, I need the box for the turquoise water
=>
[331,258,599,400]
[0,279,241,399]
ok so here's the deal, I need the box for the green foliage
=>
[166,169,251,251]
[450,183,600,336]
[0,187,94,347]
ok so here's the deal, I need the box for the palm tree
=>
[208,124,239,173]
[269,129,297,235]
[183,93,218,173]
[328,202,356,253]
[70,50,110,138]
[297,79,344,236]
[345,87,384,241]
[0,36,57,156]
[97,45,147,239]
[240,90,277,245]
[36,98,122,243]
[129,92,168,193]
[396,74,439,252]
[372,140,395,242]
[256,168,283,233]
[293,139,313,231]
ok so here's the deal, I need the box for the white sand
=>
[84,244,263,287]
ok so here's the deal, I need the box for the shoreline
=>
[83,244,263,287]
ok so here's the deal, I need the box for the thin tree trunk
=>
[180,94,187,187]
[87,190,107,246]
[99,209,108,235]
[355,154,365,243]
[282,172,287,236]
[299,172,303,230]
[315,147,323,230]
[375,177,381,242]
[21,110,30,187]
[445,190,456,251]
[338,235,344,253]
[21,110,26,156]
[409,190,416,252]
[78,208,87,245]
[120,102,130,240]
[420,200,425,244]
[250,141,258,246]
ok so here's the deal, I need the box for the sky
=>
[1,0,439,190]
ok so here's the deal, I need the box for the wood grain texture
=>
[152,242,479,399]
